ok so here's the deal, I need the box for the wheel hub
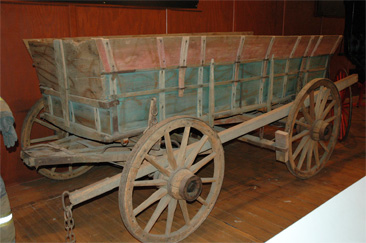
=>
[311,119,332,141]
[168,169,202,201]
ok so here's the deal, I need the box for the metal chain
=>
[62,191,75,243]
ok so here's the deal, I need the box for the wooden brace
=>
[275,130,289,163]
[179,37,190,97]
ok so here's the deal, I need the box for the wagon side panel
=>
[237,61,263,107]
[24,34,343,143]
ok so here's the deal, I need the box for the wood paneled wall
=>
[168,1,234,33]
[0,0,346,185]
[235,1,284,35]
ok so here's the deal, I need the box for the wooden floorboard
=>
[6,105,365,242]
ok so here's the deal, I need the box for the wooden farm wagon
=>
[21,33,357,242]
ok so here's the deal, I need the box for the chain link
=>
[62,191,75,243]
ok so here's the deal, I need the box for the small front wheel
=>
[119,116,224,242]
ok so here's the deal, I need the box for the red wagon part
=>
[335,69,352,141]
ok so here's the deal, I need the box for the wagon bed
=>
[25,33,341,142]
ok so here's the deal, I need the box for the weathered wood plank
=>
[53,39,70,127]
[269,36,298,58]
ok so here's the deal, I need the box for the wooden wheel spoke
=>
[190,152,216,174]
[177,127,191,167]
[133,188,167,217]
[291,130,310,142]
[293,135,310,160]
[134,179,167,187]
[314,86,324,116]
[319,141,329,153]
[340,117,345,135]
[317,89,331,119]
[201,177,217,183]
[165,199,178,235]
[342,108,349,116]
[34,118,60,131]
[306,141,314,171]
[197,196,208,206]
[164,132,177,170]
[30,135,59,144]
[321,100,336,120]
[301,104,313,124]
[314,142,320,167]
[324,115,336,123]
[185,135,209,169]
[144,195,171,233]
[145,154,171,177]
[295,119,311,129]
[297,139,311,170]
[179,200,190,225]
[342,115,347,126]
[309,90,315,119]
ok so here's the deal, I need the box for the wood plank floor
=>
[6,106,365,242]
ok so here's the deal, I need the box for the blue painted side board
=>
[44,55,330,140]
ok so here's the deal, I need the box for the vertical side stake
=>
[179,36,189,97]
[209,59,215,127]
[159,70,166,122]
[267,54,275,112]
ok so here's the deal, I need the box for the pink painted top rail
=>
[25,33,342,74]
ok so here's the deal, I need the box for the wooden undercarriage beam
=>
[22,149,129,167]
